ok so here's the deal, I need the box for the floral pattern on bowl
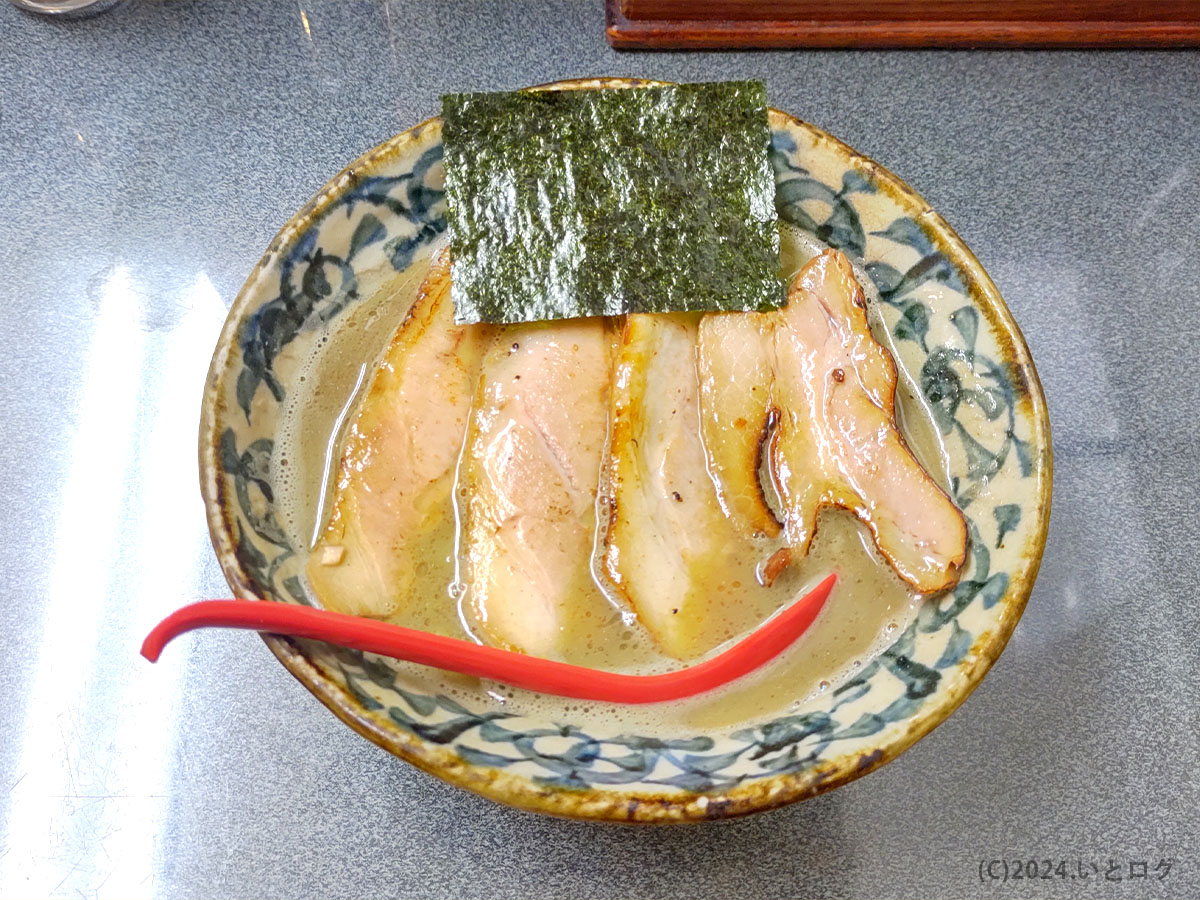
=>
[200,78,1051,822]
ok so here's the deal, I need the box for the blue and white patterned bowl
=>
[200,78,1051,822]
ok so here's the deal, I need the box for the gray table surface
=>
[2,2,1198,897]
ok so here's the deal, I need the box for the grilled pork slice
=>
[307,249,494,618]
[460,319,614,657]
[770,250,968,592]
[696,312,781,539]
[605,314,770,660]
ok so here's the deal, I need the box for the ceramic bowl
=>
[200,78,1051,822]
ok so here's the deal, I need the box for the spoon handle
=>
[142,573,835,704]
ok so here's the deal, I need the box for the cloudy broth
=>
[274,230,952,733]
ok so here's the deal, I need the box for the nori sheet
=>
[441,81,782,324]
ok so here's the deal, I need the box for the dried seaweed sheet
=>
[441,81,782,324]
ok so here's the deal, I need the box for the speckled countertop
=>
[1,2,1197,897]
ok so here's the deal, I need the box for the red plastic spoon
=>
[142,573,835,704]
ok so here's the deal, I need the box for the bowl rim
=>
[198,76,1052,823]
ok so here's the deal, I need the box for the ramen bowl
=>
[199,78,1051,822]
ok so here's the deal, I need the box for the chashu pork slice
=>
[770,249,968,592]
[460,318,614,657]
[696,311,780,539]
[605,313,765,660]
[307,248,495,618]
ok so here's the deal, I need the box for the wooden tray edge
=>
[606,0,1200,48]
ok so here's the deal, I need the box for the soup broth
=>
[274,227,954,734]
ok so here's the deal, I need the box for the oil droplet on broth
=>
[274,231,952,736]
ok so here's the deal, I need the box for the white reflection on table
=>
[0,269,226,896]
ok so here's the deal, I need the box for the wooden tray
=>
[606,0,1200,48]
